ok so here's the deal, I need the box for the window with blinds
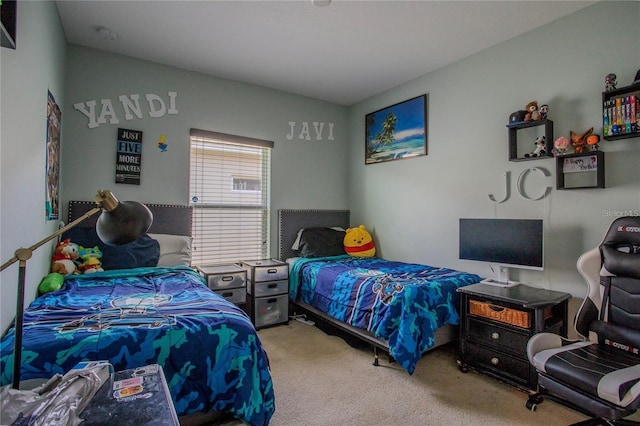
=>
[189,128,273,265]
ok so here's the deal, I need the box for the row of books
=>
[603,94,639,137]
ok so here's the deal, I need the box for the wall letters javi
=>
[286,121,335,141]
[74,92,178,129]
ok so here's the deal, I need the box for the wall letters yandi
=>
[73,92,178,129]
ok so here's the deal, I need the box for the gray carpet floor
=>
[258,319,586,425]
[183,319,640,425]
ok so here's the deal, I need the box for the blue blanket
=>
[0,266,274,426]
[290,256,481,374]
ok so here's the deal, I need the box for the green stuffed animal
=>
[38,272,64,295]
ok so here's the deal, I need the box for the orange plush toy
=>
[344,225,376,258]
[569,127,594,154]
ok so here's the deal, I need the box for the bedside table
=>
[457,283,571,392]
[240,259,289,329]
[82,364,179,426]
[196,264,247,306]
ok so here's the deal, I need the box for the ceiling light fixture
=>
[312,0,331,7]
[96,26,118,41]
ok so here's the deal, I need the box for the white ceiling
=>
[55,0,595,106]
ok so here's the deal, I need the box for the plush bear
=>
[524,101,541,121]
[77,245,104,274]
[344,225,376,258]
[51,239,80,275]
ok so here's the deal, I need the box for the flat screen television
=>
[459,218,543,285]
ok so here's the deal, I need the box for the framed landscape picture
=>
[365,94,427,164]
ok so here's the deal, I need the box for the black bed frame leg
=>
[372,346,379,366]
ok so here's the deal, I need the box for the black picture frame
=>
[365,94,428,164]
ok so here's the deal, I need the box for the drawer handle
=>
[221,276,234,282]
[488,304,505,313]
[491,332,500,340]
[267,298,277,303]
[267,283,278,288]
[222,292,233,297]
[267,268,278,274]
[491,357,499,366]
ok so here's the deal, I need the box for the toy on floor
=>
[51,239,80,275]
[524,136,546,158]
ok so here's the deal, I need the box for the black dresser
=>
[457,283,571,391]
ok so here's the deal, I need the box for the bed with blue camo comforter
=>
[0,266,274,426]
[290,255,481,374]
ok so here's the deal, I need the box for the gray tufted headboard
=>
[278,209,350,261]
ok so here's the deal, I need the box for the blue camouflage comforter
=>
[290,255,481,374]
[0,266,274,426]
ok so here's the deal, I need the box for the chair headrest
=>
[600,216,640,279]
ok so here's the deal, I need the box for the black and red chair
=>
[526,216,640,425]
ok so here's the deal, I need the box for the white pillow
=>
[148,233,192,267]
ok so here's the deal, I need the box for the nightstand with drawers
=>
[240,259,289,329]
[196,264,247,306]
[457,282,571,392]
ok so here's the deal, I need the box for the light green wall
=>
[61,46,349,257]
[0,1,68,332]
[2,1,638,335]
[346,1,640,296]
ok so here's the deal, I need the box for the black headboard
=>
[68,201,193,237]
[278,209,350,260]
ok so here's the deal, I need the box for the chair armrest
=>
[527,333,583,363]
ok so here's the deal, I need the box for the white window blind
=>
[189,128,273,265]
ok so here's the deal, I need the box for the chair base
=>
[526,374,640,426]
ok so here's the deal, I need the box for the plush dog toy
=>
[344,225,376,258]
[51,239,80,275]
[524,136,546,158]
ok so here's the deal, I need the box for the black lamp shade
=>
[96,201,153,245]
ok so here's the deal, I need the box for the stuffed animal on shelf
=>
[538,104,549,120]
[587,134,600,151]
[604,73,617,92]
[344,225,376,258]
[552,136,571,156]
[524,136,546,158]
[570,127,594,154]
[524,101,541,121]
[51,239,80,275]
[77,245,104,274]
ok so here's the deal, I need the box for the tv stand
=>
[480,278,519,287]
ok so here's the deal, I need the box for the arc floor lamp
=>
[0,189,153,389]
